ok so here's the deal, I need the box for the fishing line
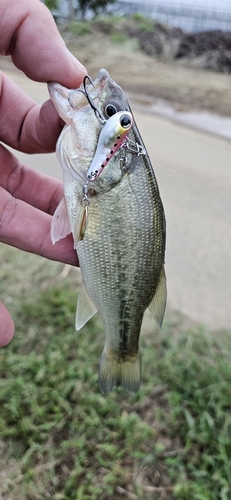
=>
[152,159,177,174]
[151,158,204,191]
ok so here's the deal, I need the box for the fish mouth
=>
[48,69,111,118]
[48,69,128,127]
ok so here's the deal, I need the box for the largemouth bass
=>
[48,69,166,393]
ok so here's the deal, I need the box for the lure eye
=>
[105,104,118,117]
[120,114,132,129]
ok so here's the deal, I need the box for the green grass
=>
[110,32,127,44]
[1,245,231,499]
[131,13,158,33]
[68,21,93,36]
[64,15,157,41]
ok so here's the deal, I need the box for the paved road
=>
[3,64,231,331]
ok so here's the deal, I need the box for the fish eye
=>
[105,104,118,117]
[120,114,131,129]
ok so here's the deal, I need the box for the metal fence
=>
[46,0,231,32]
[112,1,231,32]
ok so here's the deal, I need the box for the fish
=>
[48,69,166,393]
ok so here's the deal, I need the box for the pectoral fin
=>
[149,266,167,327]
[51,197,71,244]
[76,282,97,330]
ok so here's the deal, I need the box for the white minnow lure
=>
[86,111,133,181]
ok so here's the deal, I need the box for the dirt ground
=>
[1,23,231,117]
[59,26,231,117]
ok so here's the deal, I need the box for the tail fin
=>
[98,348,141,394]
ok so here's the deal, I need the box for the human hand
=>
[0,0,87,345]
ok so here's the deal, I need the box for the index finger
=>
[0,72,64,154]
[0,145,78,265]
[0,144,63,215]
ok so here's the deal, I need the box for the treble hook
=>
[68,75,106,125]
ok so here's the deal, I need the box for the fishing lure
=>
[86,111,133,181]
[69,75,133,182]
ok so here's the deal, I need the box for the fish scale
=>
[49,69,166,393]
